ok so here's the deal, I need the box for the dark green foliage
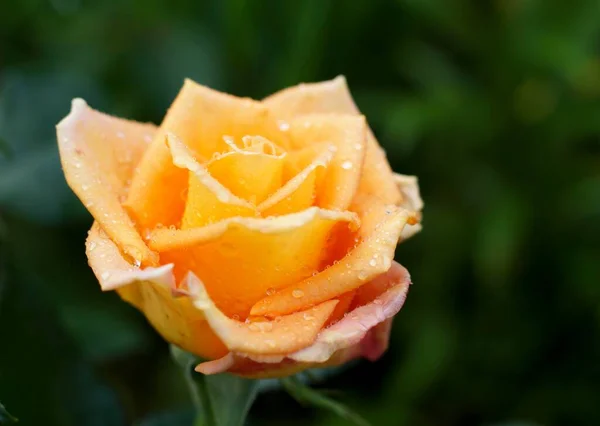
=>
[1,1,599,425]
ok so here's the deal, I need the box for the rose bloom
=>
[56,77,422,377]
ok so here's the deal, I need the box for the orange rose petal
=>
[126,79,289,229]
[86,222,228,359]
[250,205,415,318]
[149,208,359,318]
[195,263,411,376]
[326,291,356,326]
[264,75,401,205]
[206,136,286,205]
[165,133,257,228]
[289,262,410,363]
[287,114,367,211]
[186,272,338,355]
[56,99,158,266]
[257,148,333,216]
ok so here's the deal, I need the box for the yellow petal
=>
[257,147,333,216]
[165,133,257,229]
[206,136,286,205]
[187,272,338,355]
[126,79,289,229]
[57,99,158,266]
[149,207,359,319]
[264,76,401,205]
[86,222,227,359]
[286,114,367,210]
[250,205,416,318]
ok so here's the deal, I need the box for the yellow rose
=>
[56,76,422,377]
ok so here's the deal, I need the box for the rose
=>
[56,76,422,377]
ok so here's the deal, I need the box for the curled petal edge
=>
[195,262,410,377]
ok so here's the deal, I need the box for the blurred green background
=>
[1,0,600,425]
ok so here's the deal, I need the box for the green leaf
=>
[0,402,18,424]
[280,376,370,426]
[170,346,259,426]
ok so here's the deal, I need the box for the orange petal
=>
[126,79,289,229]
[286,114,367,210]
[149,208,359,319]
[57,99,158,266]
[264,76,401,205]
[195,262,411,377]
[250,205,416,318]
[289,262,410,363]
[187,272,338,355]
[86,222,227,359]
[206,136,286,205]
[165,133,257,228]
[257,147,333,216]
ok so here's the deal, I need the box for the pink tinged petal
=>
[288,262,410,363]
[186,272,339,356]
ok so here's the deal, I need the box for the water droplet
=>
[373,298,383,305]
[88,241,97,251]
[266,287,276,296]
[354,143,362,150]
[292,289,304,298]
[117,131,125,138]
[133,258,141,268]
[101,271,111,280]
[74,162,82,169]
[369,258,377,267]
[265,339,276,348]
[82,184,90,191]
[341,160,353,170]
[358,271,368,281]
[144,134,152,143]
[303,313,315,321]
[278,120,290,131]
[232,314,240,321]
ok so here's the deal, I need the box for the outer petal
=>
[86,223,227,359]
[165,133,257,229]
[149,208,359,319]
[263,76,401,205]
[196,262,410,377]
[125,79,289,230]
[186,272,338,356]
[290,262,409,363]
[57,99,158,266]
[250,205,416,317]
[286,114,367,211]
[394,173,424,240]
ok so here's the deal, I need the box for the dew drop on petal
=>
[101,271,111,280]
[369,258,377,267]
[358,271,368,281]
[341,160,353,170]
[117,131,125,139]
[266,287,276,296]
[292,289,304,299]
[232,314,240,321]
[88,241,97,251]
[278,120,290,131]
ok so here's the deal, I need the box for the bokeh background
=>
[1,0,600,425]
